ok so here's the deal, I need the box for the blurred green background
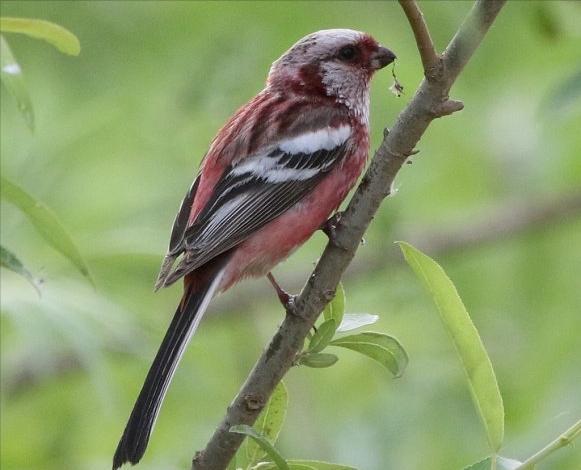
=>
[1,1,580,469]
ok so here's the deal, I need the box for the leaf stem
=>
[516,419,581,469]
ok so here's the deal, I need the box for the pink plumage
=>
[113,29,395,469]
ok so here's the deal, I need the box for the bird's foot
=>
[267,272,302,318]
[321,212,343,245]
[282,294,300,318]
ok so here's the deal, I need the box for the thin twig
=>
[407,190,581,256]
[516,419,581,469]
[398,0,440,77]
[192,1,507,469]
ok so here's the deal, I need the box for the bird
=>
[113,28,395,469]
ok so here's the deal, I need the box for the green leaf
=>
[308,319,337,353]
[322,282,345,329]
[330,332,408,377]
[464,456,522,470]
[1,35,34,130]
[229,424,289,470]
[398,241,504,452]
[0,17,80,55]
[254,460,356,470]
[297,352,338,368]
[244,381,288,467]
[1,176,93,283]
[1,245,40,295]
[337,313,379,332]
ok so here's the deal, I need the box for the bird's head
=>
[267,29,396,119]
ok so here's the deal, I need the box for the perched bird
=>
[113,29,395,469]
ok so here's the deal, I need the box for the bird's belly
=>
[219,154,365,292]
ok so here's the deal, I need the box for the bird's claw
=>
[321,212,343,246]
[280,292,308,321]
[283,294,300,318]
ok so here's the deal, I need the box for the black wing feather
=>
[169,175,200,254]
[161,141,349,287]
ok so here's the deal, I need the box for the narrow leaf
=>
[0,17,80,55]
[464,456,522,470]
[308,319,337,353]
[322,282,345,329]
[244,381,288,467]
[1,35,34,130]
[398,241,504,452]
[297,352,338,368]
[229,424,289,470]
[337,313,379,332]
[1,245,40,294]
[1,176,93,283]
[330,332,408,377]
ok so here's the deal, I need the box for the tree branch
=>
[406,190,581,256]
[398,0,439,78]
[6,191,579,399]
[7,190,578,399]
[192,1,507,469]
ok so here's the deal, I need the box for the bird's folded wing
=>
[160,124,352,287]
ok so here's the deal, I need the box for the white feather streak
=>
[231,126,350,183]
[279,125,351,154]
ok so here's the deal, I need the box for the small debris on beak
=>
[389,62,404,97]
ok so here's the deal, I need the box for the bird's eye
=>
[338,45,358,61]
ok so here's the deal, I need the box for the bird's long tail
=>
[112,267,225,470]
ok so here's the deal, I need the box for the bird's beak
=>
[370,46,397,70]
